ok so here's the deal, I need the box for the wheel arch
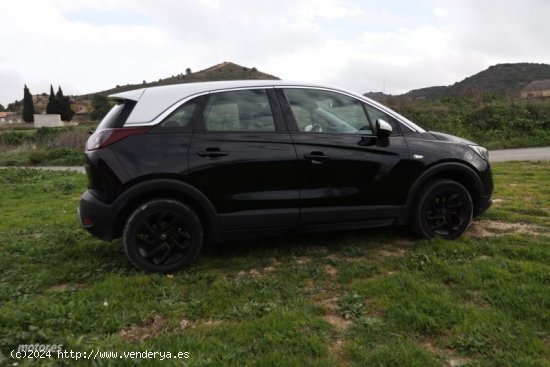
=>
[111,179,222,242]
[400,161,484,225]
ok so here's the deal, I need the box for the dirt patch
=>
[179,319,223,330]
[422,341,472,367]
[491,198,505,206]
[314,297,352,330]
[466,220,543,238]
[238,265,277,278]
[293,256,313,265]
[329,338,346,355]
[120,315,166,343]
[324,314,352,329]
[377,247,408,258]
[46,283,85,293]
[315,297,339,312]
[447,358,471,367]
[324,264,338,277]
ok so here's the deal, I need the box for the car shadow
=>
[200,226,417,262]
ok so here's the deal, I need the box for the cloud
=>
[0,70,25,107]
[441,0,550,62]
[2,0,550,105]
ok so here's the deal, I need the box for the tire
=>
[411,179,473,240]
[123,199,203,273]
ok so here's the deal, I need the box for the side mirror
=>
[376,119,392,138]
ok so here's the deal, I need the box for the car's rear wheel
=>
[411,179,473,239]
[123,199,203,273]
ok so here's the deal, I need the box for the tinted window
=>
[399,122,415,133]
[283,89,372,134]
[364,105,400,135]
[203,90,275,132]
[159,99,199,129]
[97,100,136,129]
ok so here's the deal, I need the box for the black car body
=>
[79,80,492,272]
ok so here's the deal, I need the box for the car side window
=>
[363,105,400,135]
[203,90,275,132]
[159,99,199,129]
[283,89,372,134]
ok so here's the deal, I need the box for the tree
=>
[7,100,21,112]
[0,104,5,112]
[46,85,57,114]
[91,94,111,121]
[46,85,74,121]
[186,67,192,75]
[57,87,75,122]
[22,84,35,123]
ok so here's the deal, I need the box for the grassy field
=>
[0,125,92,166]
[0,162,549,366]
[388,97,550,150]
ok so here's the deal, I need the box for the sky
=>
[1,0,549,106]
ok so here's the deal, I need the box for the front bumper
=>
[475,162,494,216]
[476,194,492,216]
[78,190,118,241]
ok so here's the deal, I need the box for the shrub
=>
[51,129,88,149]
[46,147,84,165]
[35,127,62,142]
[0,132,27,146]
[28,149,48,164]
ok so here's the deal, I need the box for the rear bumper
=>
[78,190,118,241]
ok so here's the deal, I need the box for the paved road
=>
[488,146,550,162]
[0,147,548,173]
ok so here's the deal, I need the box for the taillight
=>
[86,127,150,151]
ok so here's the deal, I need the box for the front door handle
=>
[304,151,330,164]
[197,147,228,159]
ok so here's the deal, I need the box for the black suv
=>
[79,80,492,273]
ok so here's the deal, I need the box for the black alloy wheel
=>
[123,200,203,273]
[412,179,473,239]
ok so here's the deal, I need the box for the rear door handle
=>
[304,151,330,164]
[197,147,228,158]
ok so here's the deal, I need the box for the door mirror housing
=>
[376,119,392,137]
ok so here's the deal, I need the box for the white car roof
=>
[110,80,350,124]
[109,80,425,132]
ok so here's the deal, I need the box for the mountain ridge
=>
[92,61,279,97]
[406,62,550,99]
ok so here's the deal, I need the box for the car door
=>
[188,88,300,230]
[276,88,412,225]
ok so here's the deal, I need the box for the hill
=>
[94,62,279,96]
[5,62,279,114]
[405,63,550,99]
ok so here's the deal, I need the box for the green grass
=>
[389,97,550,149]
[0,162,549,366]
[0,126,90,166]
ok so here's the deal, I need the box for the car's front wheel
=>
[411,179,473,239]
[123,199,203,273]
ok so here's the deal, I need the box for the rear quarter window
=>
[97,100,136,129]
